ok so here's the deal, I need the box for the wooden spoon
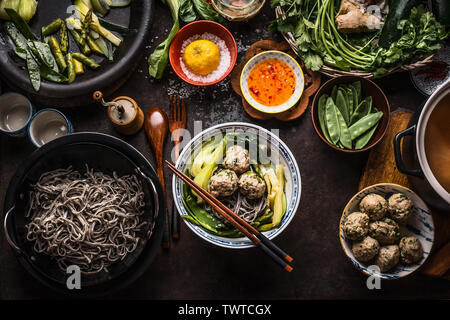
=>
[144,107,171,249]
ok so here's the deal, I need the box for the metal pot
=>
[394,80,450,211]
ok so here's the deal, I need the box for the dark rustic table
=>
[1,3,449,300]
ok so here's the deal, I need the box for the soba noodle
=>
[25,166,147,274]
[204,191,267,224]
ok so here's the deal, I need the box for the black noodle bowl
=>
[3,133,164,294]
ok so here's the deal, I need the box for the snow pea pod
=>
[331,85,338,101]
[350,97,371,125]
[355,123,378,149]
[4,8,36,40]
[41,18,62,37]
[26,51,40,92]
[352,81,361,102]
[48,37,67,72]
[336,107,352,149]
[4,22,28,60]
[349,111,383,140]
[346,87,354,117]
[39,63,68,83]
[325,97,340,145]
[336,88,350,125]
[318,93,333,144]
[28,40,58,73]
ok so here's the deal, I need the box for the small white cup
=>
[28,108,73,148]
[0,92,33,137]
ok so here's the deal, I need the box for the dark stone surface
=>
[0,3,449,300]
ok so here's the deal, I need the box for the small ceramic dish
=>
[339,183,434,280]
[28,108,73,148]
[0,92,33,137]
[311,76,390,153]
[240,50,305,114]
[169,20,237,86]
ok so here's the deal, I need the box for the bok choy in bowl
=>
[172,122,301,249]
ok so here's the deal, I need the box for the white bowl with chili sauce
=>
[240,51,305,114]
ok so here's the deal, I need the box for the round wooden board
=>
[231,40,321,121]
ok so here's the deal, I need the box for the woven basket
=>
[274,6,434,79]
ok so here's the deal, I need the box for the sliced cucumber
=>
[98,17,137,36]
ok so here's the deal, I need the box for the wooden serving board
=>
[359,110,450,280]
[230,40,321,121]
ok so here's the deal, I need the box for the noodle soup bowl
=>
[173,122,301,249]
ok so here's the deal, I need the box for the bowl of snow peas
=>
[311,76,390,153]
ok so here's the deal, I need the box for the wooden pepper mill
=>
[93,91,144,135]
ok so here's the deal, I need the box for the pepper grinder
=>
[93,91,144,135]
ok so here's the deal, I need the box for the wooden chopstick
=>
[166,160,293,272]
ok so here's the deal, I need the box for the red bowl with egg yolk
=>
[169,20,237,86]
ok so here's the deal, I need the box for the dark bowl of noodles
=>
[3,133,165,296]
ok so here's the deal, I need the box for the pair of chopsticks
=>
[165,160,293,272]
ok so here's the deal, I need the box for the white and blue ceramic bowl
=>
[173,122,301,249]
[28,108,73,148]
[339,183,434,280]
[240,51,305,114]
[0,92,33,137]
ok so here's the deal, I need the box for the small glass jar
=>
[210,0,265,22]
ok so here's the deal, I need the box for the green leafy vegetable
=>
[148,0,227,79]
[270,0,449,76]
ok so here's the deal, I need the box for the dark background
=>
[0,3,449,299]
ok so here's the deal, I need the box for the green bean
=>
[325,97,340,145]
[336,88,350,125]
[355,123,378,150]
[318,94,333,144]
[60,22,69,55]
[71,52,100,69]
[68,28,91,56]
[48,37,67,72]
[336,107,352,149]
[66,53,76,84]
[41,18,62,37]
[349,111,383,140]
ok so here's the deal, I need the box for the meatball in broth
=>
[239,172,266,199]
[223,145,250,175]
[208,169,239,198]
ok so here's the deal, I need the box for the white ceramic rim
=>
[339,183,435,280]
[172,122,301,249]
[240,51,305,114]
[0,92,33,134]
[416,79,450,205]
[28,108,73,148]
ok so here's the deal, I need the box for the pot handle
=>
[393,125,424,178]
[3,205,24,255]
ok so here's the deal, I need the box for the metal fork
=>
[168,96,186,240]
